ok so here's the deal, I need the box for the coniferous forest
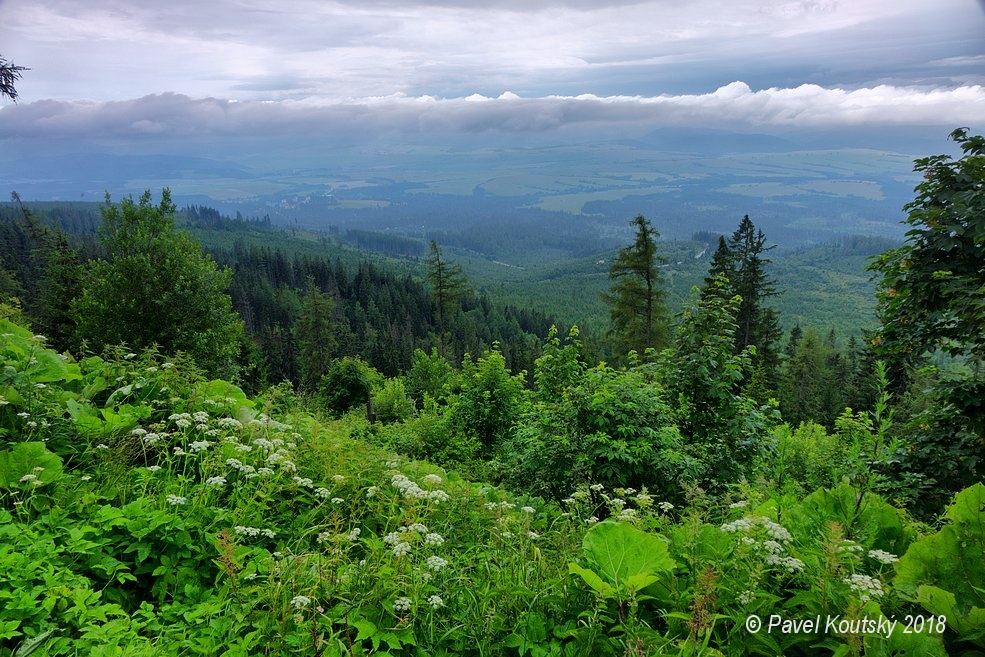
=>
[2,17,985,657]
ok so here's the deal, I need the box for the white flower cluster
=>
[290,595,311,609]
[393,597,412,613]
[218,417,242,430]
[424,532,444,546]
[721,516,792,542]
[868,549,899,564]
[423,474,443,485]
[234,526,276,539]
[205,476,226,486]
[391,474,449,502]
[722,515,803,573]
[484,501,516,511]
[426,555,448,571]
[729,500,749,509]
[427,595,444,609]
[844,573,884,602]
[166,494,187,506]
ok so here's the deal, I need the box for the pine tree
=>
[602,215,669,357]
[425,241,467,353]
[295,278,336,390]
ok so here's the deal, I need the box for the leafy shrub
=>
[372,378,416,424]
[318,356,379,416]
[404,348,455,407]
[448,349,525,455]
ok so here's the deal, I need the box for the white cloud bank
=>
[2,82,983,139]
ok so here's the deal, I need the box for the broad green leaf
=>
[573,521,675,598]
[895,484,985,647]
[568,562,615,598]
[0,442,63,488]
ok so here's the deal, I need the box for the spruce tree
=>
[701,235,733,298]
[425,241,467,353]
[602,215,669,357]
[295,278,336,390]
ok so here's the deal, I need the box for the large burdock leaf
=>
[569,521,675,599]
[0,442,63,488]
[895,483,985,647]
[195,379,254,418]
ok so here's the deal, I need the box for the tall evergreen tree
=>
[425,241,467,353]
[295,278,336,390]
[729,216,781,360]
[701,235,733,299]
[602,215,669,356]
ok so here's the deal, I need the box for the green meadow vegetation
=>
[0,130,983,656]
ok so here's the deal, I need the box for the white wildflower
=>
[166,494,187,506]
[844,574,884,602]
[393,596,412,613]
[290,595,311,609]
[426,555,448,571]
[868,549,899,564]
[427,595,444,609]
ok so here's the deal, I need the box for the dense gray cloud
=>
[1,0,983,105]
[2,83,983,140]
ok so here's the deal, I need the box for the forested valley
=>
[1,129,983,656]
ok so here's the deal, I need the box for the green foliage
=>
[72,190,244,379]
[667,278,776,489]
[404,347,455,407]
[602,214,670,357]
[319,356,379,416]
[895,483,985,649]
[295,279,336,390]
[569,521,676,600]
[0,442,62,489]
[0,327,979,657]
[425,241,468,345]
[372,378,416,424]
[870,128,985,368]
[449,348,525,455]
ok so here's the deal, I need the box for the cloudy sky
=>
[1,0,984,137]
